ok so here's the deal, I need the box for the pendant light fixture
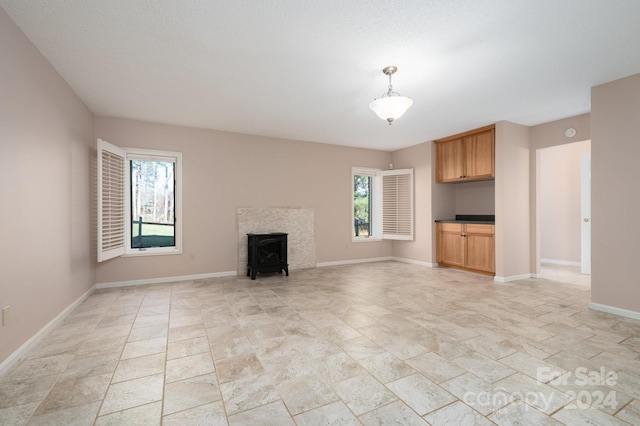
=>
[369,66,413,125]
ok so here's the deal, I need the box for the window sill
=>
[351,237,382,243]
[123,248,182,257]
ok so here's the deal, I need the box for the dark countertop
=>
[435,220,495,224]
[435,214,495,224]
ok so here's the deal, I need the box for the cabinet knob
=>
[583,218,589,223]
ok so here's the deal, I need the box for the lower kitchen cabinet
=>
[436,222,495,275]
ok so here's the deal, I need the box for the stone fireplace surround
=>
[236,207,315,276]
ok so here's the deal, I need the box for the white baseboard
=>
[316,257,438,268]
[316,257,392,268]
[588,302,640,321]
[96,271,237,289]
[541,258,581,267]
[494,273,533,283]
[0,285,95,377]
[391,257,437,268]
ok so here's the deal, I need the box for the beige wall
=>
[455,181,495,215]
[390,142,433,264]
[591,74,640,313]
[94,117,394,284]
[495,121,531,280]
[529,113,591,274]
[539,140,590,263]
[0,8,95,365]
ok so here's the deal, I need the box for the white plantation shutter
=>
[97,138,126,262]
[382,168,414,240]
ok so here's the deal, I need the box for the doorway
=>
[537,140,591,283]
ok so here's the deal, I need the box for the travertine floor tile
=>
[94,401,161,426]
[0,374,59,409]
[60,353,119,381]
[228,400,294,425]
[127,324,168,343]
[112,352,165,383]
[163,373,221,415]
[293,400,360,426]
[99,373,164,416]
[165,352,214,383]
[120,336,167,360]
[441,373,510,416]
[162,401,227,426]
[0,354,74,383]
[424,400,493,426]
[166,336,209,360]
[332,373,397,416]
[617,399,640,424]
[453,352,516,383]
[489,400,558,426]
[28,401,101,426]
[34,374,110,416]
[220,373,279,415]
[553,404,630,425]
[386,373,457,416]
[277,374,338,415]
[494,372,571,415]
[0,262,637,425]
[358,351,416,383]
[405,352,466,384]
[0,401,38,425]
[359,400,428,425]
[498,351,565,381]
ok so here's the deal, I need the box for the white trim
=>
[97,138,126,262]
[391,257,437,268]
[352,167,382,240]
[351,237,383,243]
[96,271,237,289]
[382,168,414,241]
[316,257,393,268]
[0,286,95,377]
[541,258,581,267]
[530,273,541,278]
[588,302,640,321]
[125,148,183,257]
[494,274,533,283]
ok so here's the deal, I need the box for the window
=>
[353,168,381,239]
[98,139,182,261]
[352,167,413,241]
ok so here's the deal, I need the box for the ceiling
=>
[2,1,639,151]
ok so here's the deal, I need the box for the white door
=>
[581,152,591,274]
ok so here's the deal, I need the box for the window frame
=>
[98,139,182,262]
[351,166,414,243]
[352,167,383,242]
[124,148,182,257]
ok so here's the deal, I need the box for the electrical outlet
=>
[2,306,10,326]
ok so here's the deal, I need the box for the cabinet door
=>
[464,224,495,273]
[436,138,464,183]
[437,223,465,267]
[463,129,494,180]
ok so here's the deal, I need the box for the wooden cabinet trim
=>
[433,124,496,144]
[465,224,494,234]
[440,223,464,232]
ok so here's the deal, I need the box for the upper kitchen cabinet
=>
[435,124,495,183]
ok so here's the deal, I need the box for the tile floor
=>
[1,261,639,425]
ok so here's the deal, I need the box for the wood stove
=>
[247,233,289,280]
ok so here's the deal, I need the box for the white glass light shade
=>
[369,95,413,124]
